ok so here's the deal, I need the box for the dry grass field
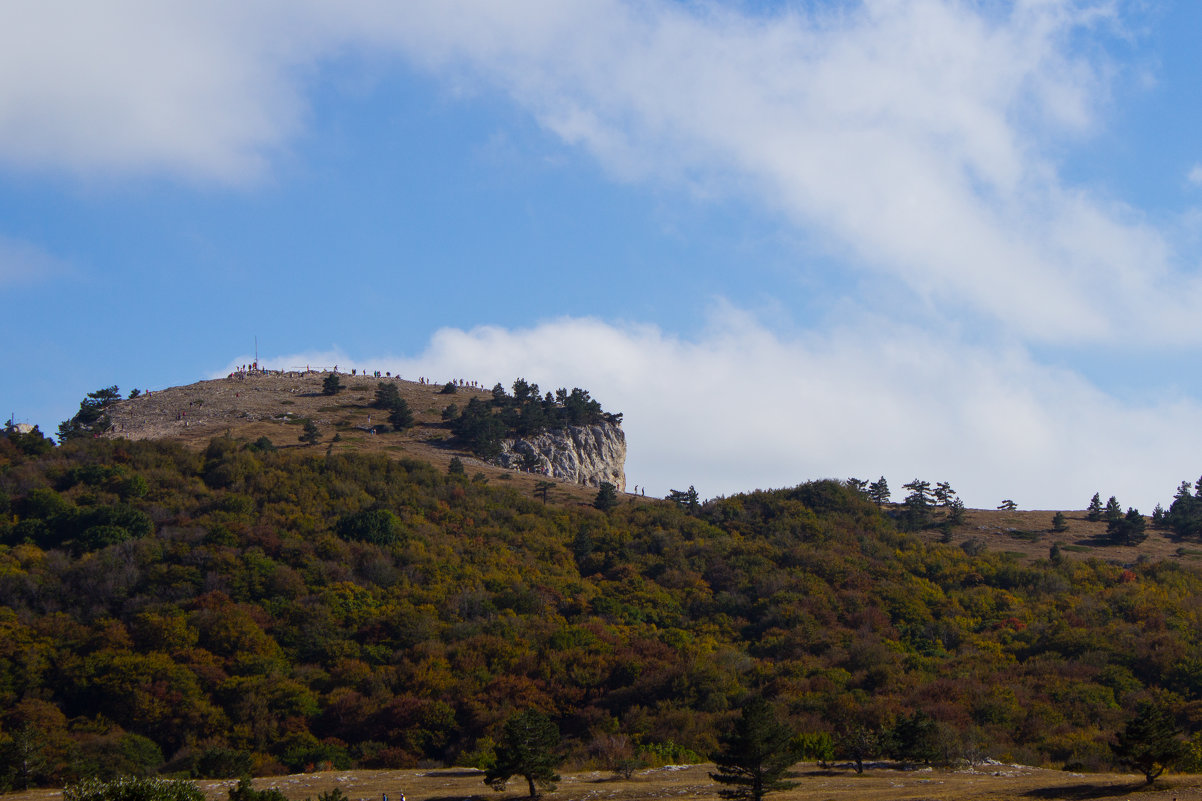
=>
[913,506,1202,567]
[7,764,1202,801]
[102,372,607,506]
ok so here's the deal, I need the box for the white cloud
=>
[0,1,319,183]
[4,1,1200,342]
[356,0,1202,346]
[254,312,1201,512]
[1189,164,1202,186]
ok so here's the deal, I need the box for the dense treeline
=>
[448,380,620,458]
[5,431,1202,787]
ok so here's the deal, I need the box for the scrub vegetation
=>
[3,427,1202,789]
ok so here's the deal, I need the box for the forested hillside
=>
[3,431,1202,787]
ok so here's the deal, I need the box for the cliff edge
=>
[87,372,626,494]
[494,422,626,490]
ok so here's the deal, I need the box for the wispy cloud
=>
[358,0,1200,346]
[4,1,1193,345]
[11,0,1202,509]
[0,233,68,285]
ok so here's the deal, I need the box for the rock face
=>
[494,422,626,490]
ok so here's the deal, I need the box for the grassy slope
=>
[102,373,606,505]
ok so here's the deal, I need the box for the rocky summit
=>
[98,370,626,490]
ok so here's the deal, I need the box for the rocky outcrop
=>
[494,422,626,490]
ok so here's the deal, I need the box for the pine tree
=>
[534,480,555,504]
[485,711,562,798]
[867,477,890,506]
[667,486,701,513]
[902,479,933,507]
[594,482,619,511]
[1112,703,1187,784]
[1108,508,1147,547]
[1086,492,1104,522]
[373,382,401,410]
[1104,496,1123,524]
[946,497,966,525]
[387,400,414,431]
[889,710,941,766]
[901,480,933,530]
[709,696,798,801]
[299,419,320,445]
[1051,511,1068,532]
[58,386,121,440]
[321,373,343,396]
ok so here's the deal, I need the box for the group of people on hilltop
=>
[228,362,284,379]
[225,362,491,390]
[417,377,481,388]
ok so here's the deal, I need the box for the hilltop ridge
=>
[100,371,626,494]
[55,372,1197,566]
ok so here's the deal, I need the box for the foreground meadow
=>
[7,764,1202,801]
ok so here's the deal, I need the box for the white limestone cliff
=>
[494,422,626,490]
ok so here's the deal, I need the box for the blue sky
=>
[5,0,1202,510]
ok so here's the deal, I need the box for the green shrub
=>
[792,731,835,764]
[275,733,350,773]
[63,777,203,801]
[77,524,133,552]
[226,777,286,801]
[68,734,164,781]
[247,437,276,453]
[194,747,253,779]
[119,474,150,499]
[336,509,403,545]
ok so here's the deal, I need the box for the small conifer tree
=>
[1104,495,1123,523]
[1112,703,1187,784]
[321,373,343,396]
[710,696,798,801]
[299,419,320,445]
[388,399,414,430]
[373,382,401,409]
[485,711,562,798]
[594,481,618,511]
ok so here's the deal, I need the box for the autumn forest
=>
[3,429,1202,788]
